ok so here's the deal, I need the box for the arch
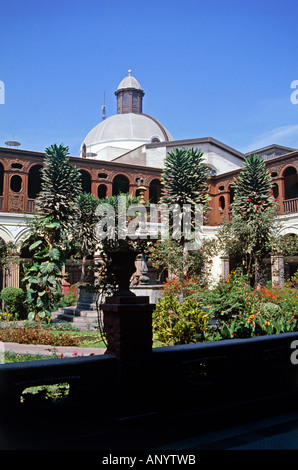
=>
[98,184,107,199]
[271,182,279,199]
[112,174,129,195]
[28,164,43,199]
[79,169,91,193]
[219,195,225,211]
[0,226,14,244]
[283,166,298,200]
[228,184,235,205]
[277,226,298,237]
[10,175,22,193]
[149,178,162,204]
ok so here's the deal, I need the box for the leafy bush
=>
[204,269,252,322]
[0,287,27,319]
[58,287,78,307]
[152,295,210,346]
[258,301,282,319]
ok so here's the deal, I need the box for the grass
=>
[4,352,54,362]
[0,318,163,363]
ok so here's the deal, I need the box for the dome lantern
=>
[115,69,145,115]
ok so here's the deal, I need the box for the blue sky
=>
[0,0,297,156]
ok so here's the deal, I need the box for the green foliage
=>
[147,237,218,281]
[58,287,78,307]
[204,269,252,322]
[72,192,100,283]
[147,239,205,279]
[217,154,279,286]
[23,237,65,322]
[152,295,210,345]
[35,143,82,237]
[22,143,83,322]
[0,286,26,319]
[160,147,210,275]
[161,147,210,207]
[231,154,273,213]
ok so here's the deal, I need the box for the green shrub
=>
[152,295,210,346]
[258,301,282,319]
[0,287,27,319]
[204,269,252,322]
[58,287,78,307]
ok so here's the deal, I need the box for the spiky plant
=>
[35,143,82,242]
[161,147,209,207]
[160,147,210,275]
[231,153,273,218]
[72,192,100,283]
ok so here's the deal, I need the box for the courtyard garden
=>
[0,144,298,361]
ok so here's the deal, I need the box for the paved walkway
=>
[0,341,106,359]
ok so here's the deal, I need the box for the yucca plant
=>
[231,154,273,217]
[160,147,210,275]
[72,192,100,283]
[161,147,209,207]
[35,143,82,243]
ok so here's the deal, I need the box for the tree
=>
[35,143,82,243]
[160,147,210,275]
[217,154,277,287]
[22,143,82,322]
[72,192,100,284]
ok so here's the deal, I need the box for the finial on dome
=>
[128,69,132,76]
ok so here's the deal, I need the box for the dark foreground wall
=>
[1,332,298,449]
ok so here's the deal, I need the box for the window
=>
[132,95,138,107]
[123,94,129,107]
[112,174,129,195]
[10,175,22,193]
[98,184,107,199]
[28,165,43,199]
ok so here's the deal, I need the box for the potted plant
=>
[96,193,149,296]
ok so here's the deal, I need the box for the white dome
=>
[81,113,174,161]
[117,70,142,90]
[84,113,173,145]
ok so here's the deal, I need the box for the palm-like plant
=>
[231,154,273,217]
[160,147,210,275]
[73,192,100,284]
[35,143,82,242]
[161,147,209,207]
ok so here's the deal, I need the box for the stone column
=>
[101,294,155,413]
[271,253,284,287]
[221,255,230,281]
